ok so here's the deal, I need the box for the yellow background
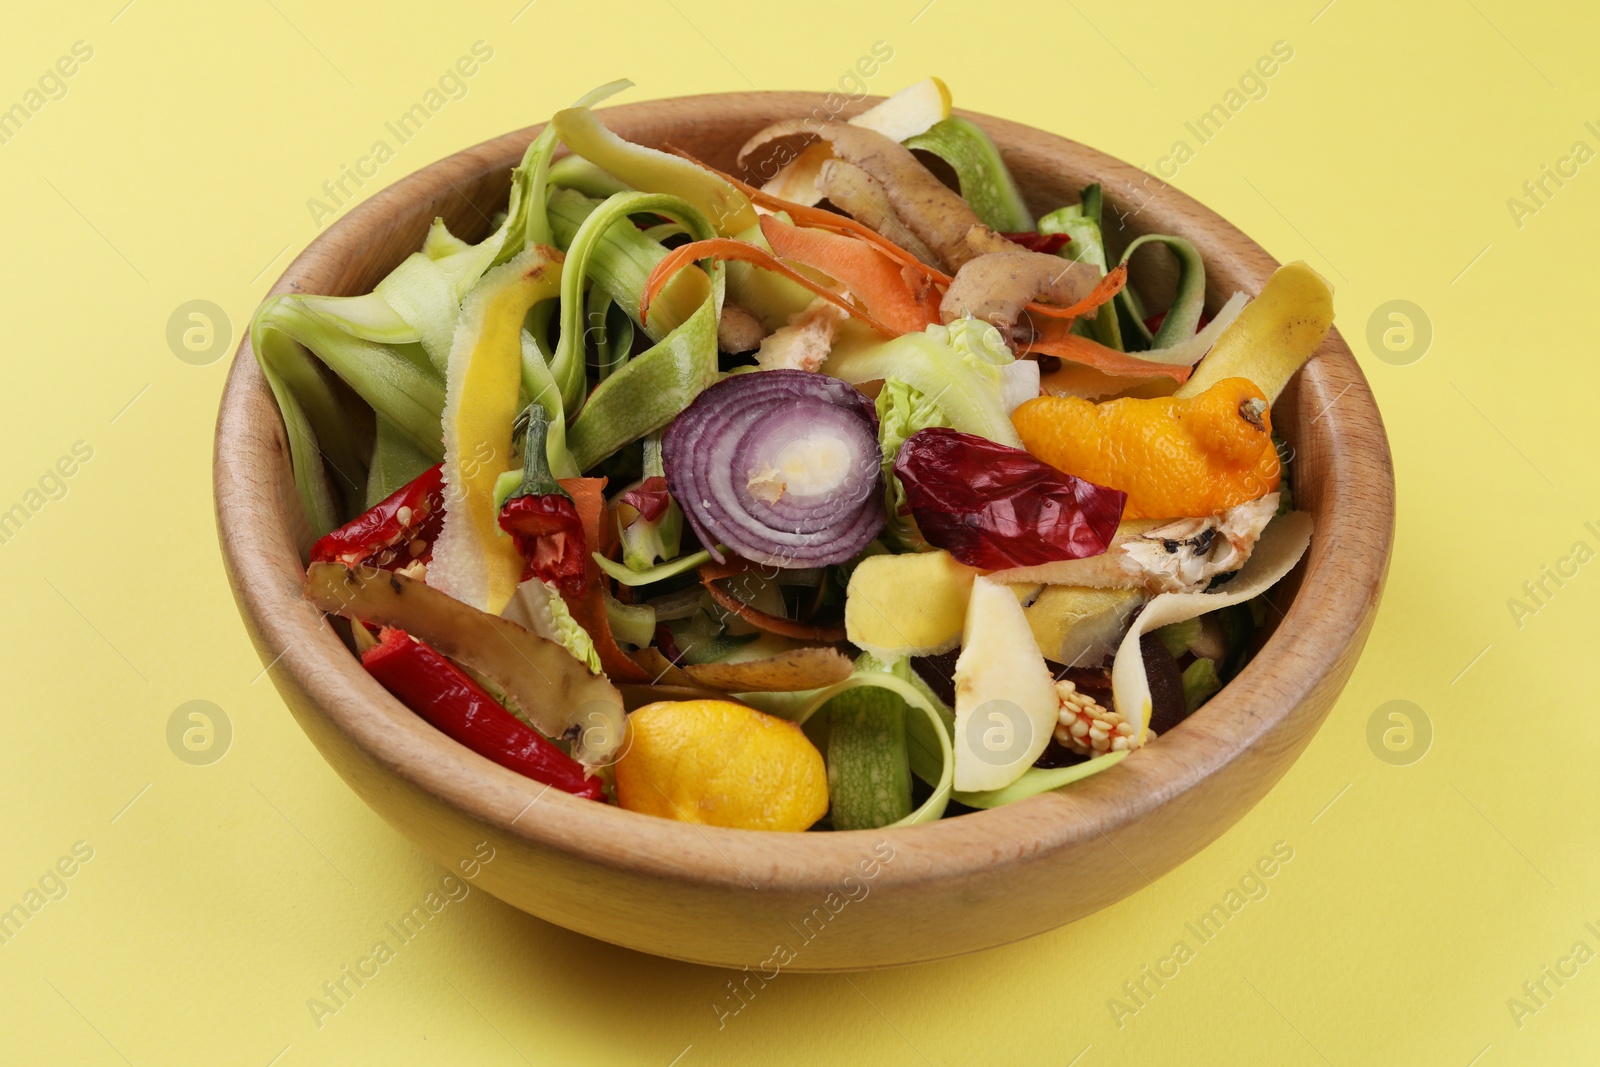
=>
[3,0,1596,1062]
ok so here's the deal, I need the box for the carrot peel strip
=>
[641,238,898,336]
[759,215,938,334]
[1024,263,1129,320]
[1023,326,1193,383]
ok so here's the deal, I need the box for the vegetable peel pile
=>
[257,77,1332,832]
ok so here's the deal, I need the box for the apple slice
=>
[854,75,953,142]
[952,575,1060,792]
[762,77,952,205]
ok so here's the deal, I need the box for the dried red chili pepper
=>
[498,405,587,598]
[1001,231,1072,255]
[361,626,604,800]
[892,428,1125,569]
[309,464,445,571]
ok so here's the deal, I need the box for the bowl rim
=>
[215,90,1394,898]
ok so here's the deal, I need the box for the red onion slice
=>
[664,370,885,567]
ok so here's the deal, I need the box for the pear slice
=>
[952,576,1061,792]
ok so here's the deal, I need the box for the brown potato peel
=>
[305,562,626,764]
[682,647,855,693]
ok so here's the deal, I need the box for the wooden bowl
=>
[215,92,1394,971]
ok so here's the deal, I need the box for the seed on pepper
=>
[310,464,447,571]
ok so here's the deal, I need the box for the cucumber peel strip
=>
[567,288,721,470]
[1039,188,1122,350]
[903,116,1032,232]
[1085,290,1248,371]
[953,751,1127,809]
[551,105,757,236]
[547,154,633,199]
[1119,234,1207,349]
[254,298,446,457]
[421,217,471,260]
[517,328,579,479]
[823,652,914,830]
[365,415,435,507]
[550,190,720,419]
[248,314,352,535]
[250,296,444,529]
[593,548,713,586]
[546,188,709,340]
[561,194,725,468]
[293,81,633,357]
[787,669,953,827]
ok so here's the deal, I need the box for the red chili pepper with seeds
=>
[893,428,1125,569]
[498,405,587,598]
[361,626,603,800]
[309,464,445,572]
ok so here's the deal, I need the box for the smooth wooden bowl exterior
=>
[215,93,1393,971]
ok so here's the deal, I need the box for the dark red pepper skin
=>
[361,627,604,801]
[1143,309,1212,335]
[618,476,671,523]
[310,464,446,570]
[893,428,1125,569]
[1001,232,1072,255]
[652,622,684,665]
[498,496,587,598]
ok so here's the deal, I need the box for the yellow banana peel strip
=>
[427,245,565,615]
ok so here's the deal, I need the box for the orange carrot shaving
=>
[1022,326,1193,383]
[1040,361,1177,400]
[557,476,652,683]
[758,215,939,334]
[901,263,941,317]
[1023,263,1129,320]
[640,238,900,336]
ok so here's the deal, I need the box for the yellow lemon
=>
[615,700,828,832]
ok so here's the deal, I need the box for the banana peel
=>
[427,246,564,615]
[1177,261,1334,403]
